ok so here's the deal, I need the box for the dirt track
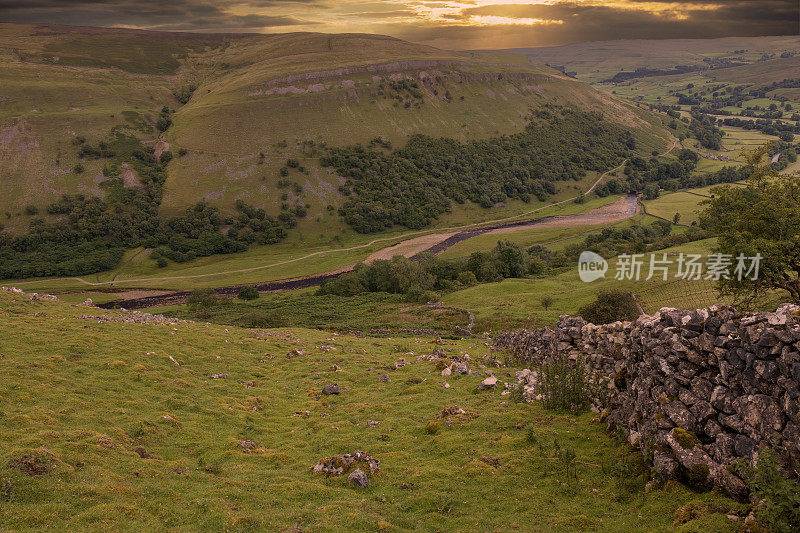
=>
[97,193,640,310]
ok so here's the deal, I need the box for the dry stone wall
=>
[495,303,800,498]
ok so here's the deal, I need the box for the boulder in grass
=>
[478,376,498,390]
[348,468,370,488]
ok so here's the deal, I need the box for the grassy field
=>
[0,291,748,531]
[643,179,750,226]
[159,291,470,333]
[644,192,706,225]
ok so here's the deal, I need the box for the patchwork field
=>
[510,36,800,83]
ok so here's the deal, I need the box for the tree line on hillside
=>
[528,221,712,273]
[318,241,528,300]
[0,127,290,279]
[0,194,286,279]
[318,219,711,301]
[321,106,637,233]
[595,147,750,198]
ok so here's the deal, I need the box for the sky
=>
[0,1,797,50]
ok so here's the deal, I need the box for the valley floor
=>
[0,291,746,531]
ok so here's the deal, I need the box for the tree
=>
[643,183,660,200]
[578,290,640,324]
[700,145,800,305]
[541,296,554,310]
[493,240,526,278]
[673,212,681,225]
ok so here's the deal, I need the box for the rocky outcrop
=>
[495,304,800,498]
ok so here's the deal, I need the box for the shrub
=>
[578,290,640,324]
[236,310,286,329]
[73,163,85,174]
[156,116,172,132]
[156,257,168,268]
[539,355,589,415]
[541,296,554,310]
[187,289,218,312]
[404,288,437,304]
[24,205,38,216]
[456,270,477,287]
[237,287,259,301]
[733,449,800,533]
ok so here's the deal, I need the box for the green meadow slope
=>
[0,23,670,238]
[0,290,746,531]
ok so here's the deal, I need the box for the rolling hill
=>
[0,23,670,235]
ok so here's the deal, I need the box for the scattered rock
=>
[238,440,257,452]
[312,451,380,477]
[210,373,228,379]
[438,405,465,419]
[478,376,498,390]
[450,361,470,375]
[322,383,340,395]
[365,420,380,427]
[378,374,390,383]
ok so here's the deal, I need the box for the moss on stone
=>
[674,427,700,449]
[686,463,710,488]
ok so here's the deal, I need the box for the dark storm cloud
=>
[0,0,313,30]
[0,0,796,46]
[392,0,799,48]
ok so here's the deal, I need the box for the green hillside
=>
[0,290,745,531]
[0,23,669,225]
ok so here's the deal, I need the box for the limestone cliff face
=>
[496,303,800,498]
